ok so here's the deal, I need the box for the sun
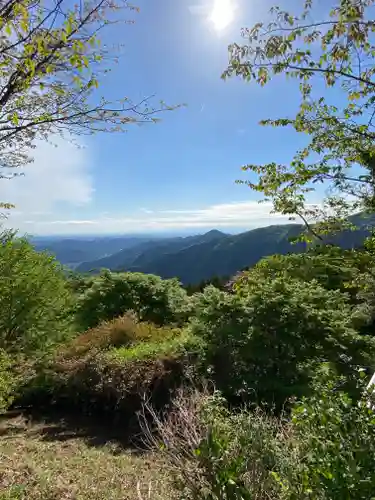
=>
[210,0,235,31]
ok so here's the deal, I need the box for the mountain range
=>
[32,213,375,285]
[31,235,156,268]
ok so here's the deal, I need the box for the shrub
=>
[17,333,195,432]
[66,271,93,294]
[144,373,375,500]
[276,372,375,500]
[62,313,180,358]
[111,330,196,362]
[75,271,191,330]
[0,231,74,354]
[190,279,375,407]
[233,246,375,303]
[0,349,17,413]
[142,387,292,500]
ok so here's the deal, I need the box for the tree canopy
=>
[0,230,74,353]
[224,0,375,238]
[0,0,174,178]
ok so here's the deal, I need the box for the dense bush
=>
[0,231,74,354]
[18,328,196,431]
[233,246,375,303]
[190,278,375,406]
[146,373,375,500]
[75,271,191,330]
[0,349,17,413]
[277,373,375,499]
[61,312,180,358]
[233,244,375,338]
[142,387,290,500]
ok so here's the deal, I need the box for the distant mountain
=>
[75,214,375,284]
[127,224,306,284]
[76,230,228,274]
[31,236,159,268]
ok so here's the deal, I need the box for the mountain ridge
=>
[74,214,375,284]
[76,230,228,274]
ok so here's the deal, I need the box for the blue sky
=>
[2,0,324,235]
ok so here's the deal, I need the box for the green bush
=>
[75,271,191,330]
[190,278,374,406]
[0,349,17,413]
[111,329,195,362]
[61,312,180,358]
[143,387,292,500]
[276,373,375,499]
[17,333,194,430]
[233,246,375,302]
[147,373,375,500]
[0,231,74,354]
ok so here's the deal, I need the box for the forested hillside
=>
[76,229,228,275]
[75,214,375,283]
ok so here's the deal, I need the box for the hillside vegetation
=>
[60,214,375,284]
[2,0,375,499]
[2,224,375,498]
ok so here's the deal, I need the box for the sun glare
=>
[210,0,235,31]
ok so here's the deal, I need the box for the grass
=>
[61,314,181,360]
[109,331,192,362]
[0,414,173,500]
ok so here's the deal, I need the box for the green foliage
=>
[19,343,190,431]
[275,373,375,499]
[234,245,375,301]
[111,330,194,362]
[0,349,16,413]
[75,271,191,330]
[152,374,375,500]
[224,0,375,236]
[191,394,282,500]
[146,388,292,500]
[0,0,173,175]
[184,275,230,295]
[66,272,92,295]
[62,312,180,358]
[0,232,74,354]
[190,279,374,406]
[233,244,375,340]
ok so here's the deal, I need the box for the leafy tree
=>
[224,0,375,237]
[233,245,375,302]
[0,230,74,353]
[76,271,191,330]
[66,270,92,295]
[232,244,375,338]
[190,279,374,407]
[0,0,174,177]
[184,275,230,295]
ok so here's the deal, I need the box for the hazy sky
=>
[1,0,325,235]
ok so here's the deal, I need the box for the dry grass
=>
[0,414,174,500]
[140,387,289,500]
[62,313,179,359]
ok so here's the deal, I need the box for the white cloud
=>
[0,136,94,217]
[12,200,300,235]
[188,4,209,15]
[48,220,97,225]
